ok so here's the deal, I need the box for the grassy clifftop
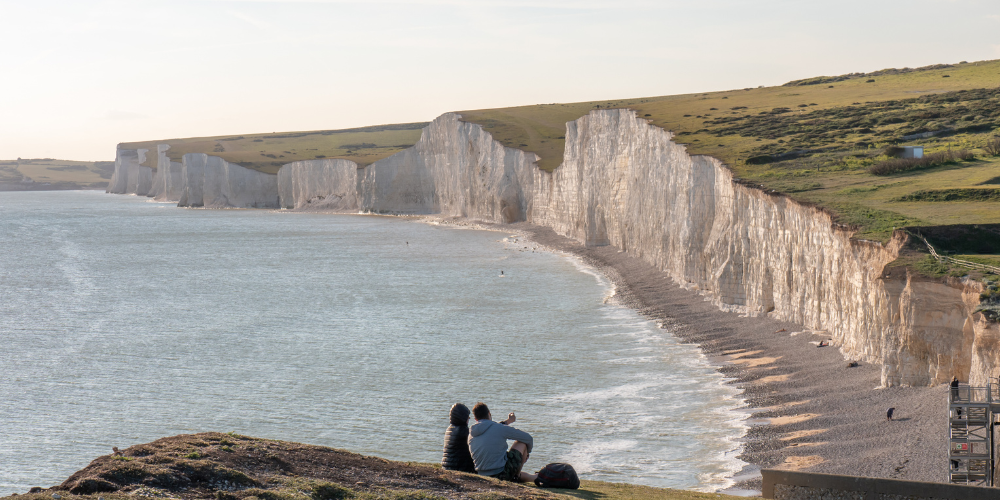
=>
[459,60,1000,171]
[0,158,113,188]
[111,59,1000,246]
[459,59,1000,243]
[121,123,428,174]
[20,433,748,500]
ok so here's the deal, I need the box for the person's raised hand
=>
[505,412,516,425]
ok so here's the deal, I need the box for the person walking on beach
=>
[441,403,476,473]
[468,402,537,483]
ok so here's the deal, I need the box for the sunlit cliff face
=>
[108,109,998,387]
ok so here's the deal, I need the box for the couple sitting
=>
[442,402,537,483]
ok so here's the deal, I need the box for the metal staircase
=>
[949,384,996,486]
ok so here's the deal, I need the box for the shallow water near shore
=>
[0,191,746,494]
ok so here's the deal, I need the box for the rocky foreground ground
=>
[10,433,743,500]
[30,433,554,500]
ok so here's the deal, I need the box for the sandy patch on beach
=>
[786,441,828,448]
[781,428,827,441]
[728,352,782,368]
[757,374,792,384]
[780,455,825,470]
[761,400,811,413]
[769,413,820,426]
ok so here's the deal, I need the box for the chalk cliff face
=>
[277,159,359,210]
[360,113,537,223]
[879,274,986,386]
[177,154,279,209]
[969,308,1000,386]
[151,144,184,202]
[107,148,136,194]
[108,109,996,386]
[107,148,153,196]
[531,108,994,386]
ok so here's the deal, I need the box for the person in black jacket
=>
[441,403,476,473]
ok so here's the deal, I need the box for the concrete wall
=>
[762,469,997,500]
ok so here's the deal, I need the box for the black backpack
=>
[534,463,580,489]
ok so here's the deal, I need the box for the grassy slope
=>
[13,483,754,500]
[558,481,752,500]
[121,123,428,174]
[459,60,1000,170]
[88,59,1000,251]
[459,59,1000,243]
[40,433,754,500]
[0,158,113,185]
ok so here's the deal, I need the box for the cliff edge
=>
[105,109,998,386]
[18,433,722,500]
[531,109,997,387]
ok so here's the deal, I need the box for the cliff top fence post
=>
[909,231,1000,276]
[761,469,998,500]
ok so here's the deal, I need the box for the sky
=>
[1,0,998,161]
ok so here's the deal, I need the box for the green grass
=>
[459,60,1000,170]
[909,224,1000,255]
[99,58,1000,251]
[458,59,1000,243]
[957,254,1000,267]
[895,188,1000,202]
[913,255,966,278]
[782,156,1000,241]
[0,158,114,185]
[121,122,428,174]
[554,480,756,500]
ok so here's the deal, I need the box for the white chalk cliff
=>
[109,147,277,208]
[108,109,997,386]
[177,153,279,209]
[107,148,153,196]
[150,144,184,202]
[360,113,536,222]
[531,108,993,387]
[277,159,359,210]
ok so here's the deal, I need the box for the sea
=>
[0,190,747,494]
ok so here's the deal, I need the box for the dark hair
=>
[472,402,490,420]
[449,403,470,426]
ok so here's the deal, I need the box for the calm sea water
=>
[0,191,746,493]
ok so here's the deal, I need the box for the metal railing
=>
[948,383,1000,486]
[950,385,998,404]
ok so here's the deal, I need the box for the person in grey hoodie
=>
[468,402,537,483]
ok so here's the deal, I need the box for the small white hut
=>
[900,146,924,158]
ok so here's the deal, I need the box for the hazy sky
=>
[2,0,998,161]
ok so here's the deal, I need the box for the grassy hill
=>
[459,60,1000,170]
[95,59,1000,256]
[33,433,753,500]
[459,59,1000,244]
[0,158,113,188]
[121,122,428,174]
